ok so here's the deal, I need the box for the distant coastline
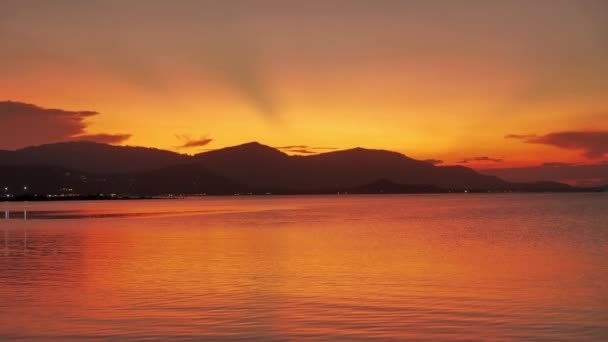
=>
[3,194,156,202]
[2,141,606,198]
[3,187,605,202]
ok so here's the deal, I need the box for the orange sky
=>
[1,1,607,168]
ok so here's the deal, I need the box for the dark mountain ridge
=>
[194,143,505,191]
[0,163,244,196]
[0,141,580,195]
[0,141,190,174]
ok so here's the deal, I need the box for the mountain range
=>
[0,141,590,196]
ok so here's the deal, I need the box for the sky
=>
[1,0,607,183]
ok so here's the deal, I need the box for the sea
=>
[1,194,607,340]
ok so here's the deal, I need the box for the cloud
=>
[71,133,131,144]
[0,100,130,150]
[276,145,308,149]
[275,145,338,153]
[423,159,443,165]
[311,147,338,150]
[479,161,608,187]
[459,156,503,164]
[507,131,608,158]
[175,134,213,149]
[288,149,316,154]
[505,134,536,139]
[541,162,573,167]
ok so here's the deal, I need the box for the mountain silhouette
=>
[194,142,291,189]
[0,141,189,174]
[0,163,243,196]
[195,142,505,191]
[0,141,581,196]
[106,164,244,195]
[0,165,94,194]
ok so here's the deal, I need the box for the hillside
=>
[0,141,580,195]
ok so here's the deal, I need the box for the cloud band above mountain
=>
[507,131,608,159]
[0,101,131,150]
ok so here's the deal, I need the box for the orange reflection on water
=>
[1,195,607,340]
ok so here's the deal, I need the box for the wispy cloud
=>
[275,145,337,154]
[505,134,536,139]
[479,161,608,187]
[72,133,131,144]
[311,147,338,150]
[507,131,608,159]
[275,145,308,149]
[459,156,503,164]
[541,162,573,167]
[288,149,316,154]
[423,159,443,165]
[175,134,213,149]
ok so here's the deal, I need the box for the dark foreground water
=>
[1,194,607,341]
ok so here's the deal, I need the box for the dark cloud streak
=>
[71,133,131,144]
[0,100,131,149]
[480,161,608,187]
[275,144,339,155]
[275,145,308,149]
[175,134,213,149]
[423,159,443,165]
[505,134,536,139]
[288,149,316,154]
[275,145,338,152]
[459,156,503,163]
[508,131,608,159]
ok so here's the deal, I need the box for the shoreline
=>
[2,189,604,202]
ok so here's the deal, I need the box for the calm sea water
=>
[1,194,607,341]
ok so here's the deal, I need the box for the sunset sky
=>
[1,1,607,173]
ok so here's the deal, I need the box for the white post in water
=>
[23,203,27,252]
[3,204,7,253]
